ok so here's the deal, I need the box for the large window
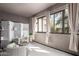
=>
[64,9,69,33]
[50,9,69,33]
[35,16,47,32]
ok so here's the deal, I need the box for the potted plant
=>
[29,33,33,42]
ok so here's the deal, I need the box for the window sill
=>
[36,32,47,33]
[50,32,70,34]
[36,32,79,35]
[50,32,79,35]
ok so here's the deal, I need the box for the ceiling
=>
[0,3,55,17]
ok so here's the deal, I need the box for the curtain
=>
[68,3,79,52]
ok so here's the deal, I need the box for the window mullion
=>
[54,14,55,33]
[62,11,65,33]
[38,19,39,32]
[42,18,43,32]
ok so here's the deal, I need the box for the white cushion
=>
[7,43,19,48]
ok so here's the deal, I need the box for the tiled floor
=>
[27,42,72,56]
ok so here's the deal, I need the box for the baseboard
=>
[33,40,78,56]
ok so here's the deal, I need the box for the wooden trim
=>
[62,10,65,33]
[50,10,65,15]
[37,16,45,19]
[37,32,46,33]
[0,21,1,48]
[37,19,39,32]
[50,32,70,34]
[42,18,43,32]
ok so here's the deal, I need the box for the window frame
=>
[50,9,69,34]
[36,16,47,33]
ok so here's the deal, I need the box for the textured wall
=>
[34,33,70,51]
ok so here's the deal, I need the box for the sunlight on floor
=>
[34,49,50,53]
[27,42,72,56]
[28,45,50,53]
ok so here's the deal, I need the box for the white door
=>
[21,23,29,38]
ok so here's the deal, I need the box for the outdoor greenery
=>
[29,33,33,35]
[50,10,69,33]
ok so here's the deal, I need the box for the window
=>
[64,9,69,33]
[50,9,69,33]
[35,19,38,32]
[43,17,47,32]
[55,11,63,33]
[35,16,47,32]
[38,18,42,32]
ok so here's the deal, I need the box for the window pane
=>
[50,15,55,32]
[39,18,42,32]
[55,12,62,33]
[35,19,38,32]
[43,17,47,32]
[64,9,69,33]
